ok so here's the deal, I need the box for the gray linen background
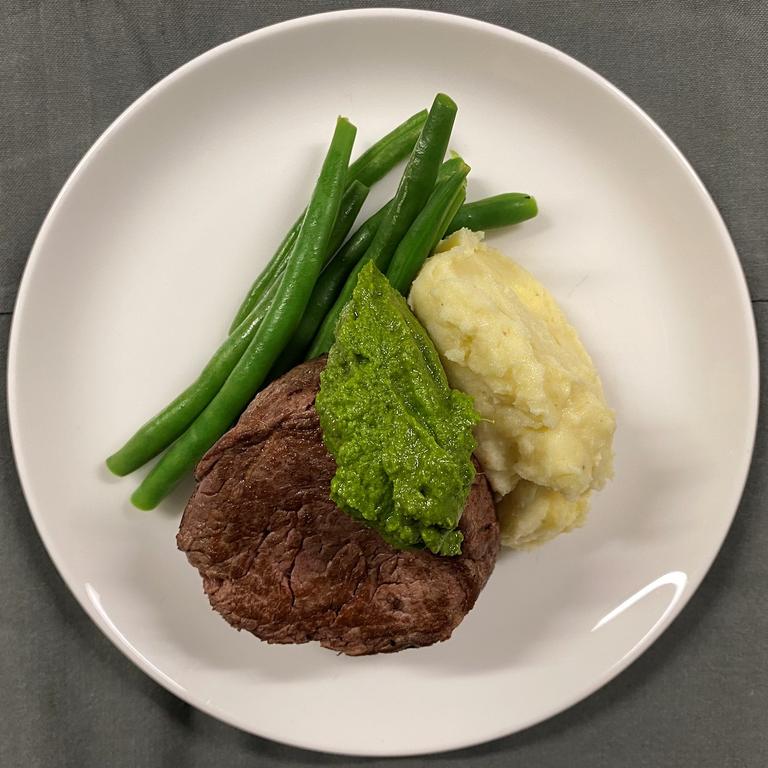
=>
[1,2,766,766]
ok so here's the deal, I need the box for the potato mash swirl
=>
[409,229,615,548]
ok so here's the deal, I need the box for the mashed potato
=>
[495,480,590,549]
[408,229,615,549]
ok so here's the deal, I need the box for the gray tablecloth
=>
[1,2,766,766]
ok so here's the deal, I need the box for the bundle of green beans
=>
[107,110,428,480]
[130,116,358,510]
[271,154,469,378]
[228,110,430,333]
[107,94,539,509]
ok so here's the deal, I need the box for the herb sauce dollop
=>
[316,262,478,556]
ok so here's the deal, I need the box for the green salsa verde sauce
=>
[315,262,478,556]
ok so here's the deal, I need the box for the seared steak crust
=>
[177,358,499,655]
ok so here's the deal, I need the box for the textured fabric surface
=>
[1,2,766,766]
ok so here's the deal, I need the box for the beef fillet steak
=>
[177,358,500,655]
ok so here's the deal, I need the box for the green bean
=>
[346,110,428,187]
[228,226,298,335]
[271,204,391,376]
[447,192,538,234]
[228,110,427,332]
[105,285,275,476]
[324,180,369,258]
[130,117,357,509]
[307,93,457,358]
[431,180,468,250]
[386,162,469,295]
[435,154,465,184]
[356,94,457,274]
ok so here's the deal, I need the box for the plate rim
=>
[6,7,760,757]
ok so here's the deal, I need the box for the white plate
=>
[8,9,758,757]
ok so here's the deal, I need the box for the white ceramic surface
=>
[7,9,758,757]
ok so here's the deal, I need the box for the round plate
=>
[8,9,758,757]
